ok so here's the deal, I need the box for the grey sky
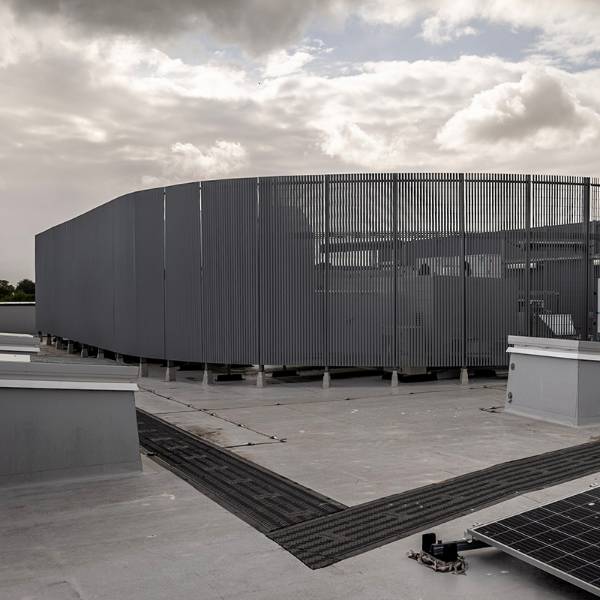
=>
[1,0,600,282]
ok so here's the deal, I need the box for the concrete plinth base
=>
[115,353,123,364]
[139,358,148,378]
[67,341,75,354]
[97,349,104,360]
[165,362,176,382]
[257,371,265,388]
[322,371,331,389]
[80,347,88,358]
[391,369,399,387]
[202,368,211,385]
[460,368,469,385]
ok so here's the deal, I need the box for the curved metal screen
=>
[35,173,600,368]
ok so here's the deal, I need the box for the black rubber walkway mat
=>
[136,410,346,532]
[270,439,600,569]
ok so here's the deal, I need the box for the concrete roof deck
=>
[3,350,600,599]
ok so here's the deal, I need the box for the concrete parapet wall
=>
[0,303,36,334]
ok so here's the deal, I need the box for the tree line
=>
[0,279,35,302]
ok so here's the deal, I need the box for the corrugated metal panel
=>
[133,187,165,360]
[165,182,203,362]
[259,175,325,365]
[201,178,257,364]
[328,173,394,367]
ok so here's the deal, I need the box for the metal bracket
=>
[422,532,489,562]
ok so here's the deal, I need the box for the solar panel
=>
[469,488,600,596]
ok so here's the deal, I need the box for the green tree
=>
[0,280,15,301]
[15,279,35,299]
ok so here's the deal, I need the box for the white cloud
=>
[436,69,600,150]
[2,1,600,283]
[358,0,600,63]
[421,16,477,44]
[169,141,248,179]
[263,50,315,78]
[315,118,406,169]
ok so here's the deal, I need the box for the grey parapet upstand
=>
[506,335,600,426]
[0,361,141,487]
[0,332,40,362]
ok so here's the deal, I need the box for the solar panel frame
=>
[469,487,600,597]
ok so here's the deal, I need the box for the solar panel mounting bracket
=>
[422,532,489,562]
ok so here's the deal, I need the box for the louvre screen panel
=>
[259,176,325,365]
[589,179,600,337]
[35,173,597,370]
[398,174,462,368]
[328,174,394,367]
[530,176,587,340]
[201,178,257,364]
[464,174,528,366]
[165,183,203,362]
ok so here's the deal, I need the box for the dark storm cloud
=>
[8,0,347,53]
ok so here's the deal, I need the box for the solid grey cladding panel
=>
[76,205,114,350]
[134,188,166,360]
[202,178,257,364]
[260,176,325,365]
[55,220,77,341]
[34,230,53,334]
[113,193,138,356]
[165,183,202,362]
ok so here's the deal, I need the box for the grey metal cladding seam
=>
[165,182,203,362]
[35,173,598,367]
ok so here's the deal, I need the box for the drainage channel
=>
[136,409,346,533]
[269,439,600,569]
[138,410,600,570]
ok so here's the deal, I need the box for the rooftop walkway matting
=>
[137,409,600,569]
